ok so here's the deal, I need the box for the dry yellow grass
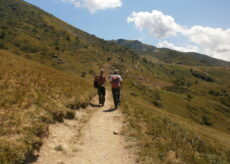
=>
[0,50,95,164]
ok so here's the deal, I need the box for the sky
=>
[24,0,230,61]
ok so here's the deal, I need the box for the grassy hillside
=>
[0,0,133,76]
[0,50,96,164]
[113,39,230,66]
[121,58,230,163]
[0,0,230,164]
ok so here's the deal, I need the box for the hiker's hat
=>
[100,69,104,73]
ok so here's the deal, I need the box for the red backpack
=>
[111,75,120,88]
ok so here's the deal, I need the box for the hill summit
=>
[113,39,230,66]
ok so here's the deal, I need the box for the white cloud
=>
[127,10,184,38]
[127,10,230,61]
[157,41,200,53]
[185,26,230,61]
[62,0,122,13]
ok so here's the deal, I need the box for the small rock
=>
[113,131,118,135]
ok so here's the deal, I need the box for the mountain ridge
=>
[113,39,230,66]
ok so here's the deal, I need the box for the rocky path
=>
[34,92,136,164]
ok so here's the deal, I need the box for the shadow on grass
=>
[25,154,38,164]
[103,108,117,112]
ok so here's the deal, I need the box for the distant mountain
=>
[113,39,156,52]
[113,39,230,66]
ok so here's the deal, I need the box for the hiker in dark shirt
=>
[109,70,122,108]
[94,70,106,106]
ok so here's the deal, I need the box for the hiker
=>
[109,70,122,108]
[94,70,106,106]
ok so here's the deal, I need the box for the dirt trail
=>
[34,92,136,164]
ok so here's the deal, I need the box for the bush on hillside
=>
[65,110,76,119]
[107,57,111,61]
[186,94,193,101]
[173,77,186,86]
[165,86,190,94]
[142,58,148,64]
[81,72,86,78]
[151,90,163,108]
[0,31,5,39]
[190,69,214,82]
[220,97,230,107]
[20,44,39,53]
[0,42,4,49]
[202,115,213,126]
[208,90,222,96]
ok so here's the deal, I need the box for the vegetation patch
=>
[0,51,94,164]
[190,69,215,82]
[202,115,213,126]
[122,93,229,163]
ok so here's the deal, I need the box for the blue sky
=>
[24,0,230,61]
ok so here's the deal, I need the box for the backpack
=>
[94,79,99,88]
[111,75,120,88]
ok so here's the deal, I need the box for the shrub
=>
[130,92,138,97]
[208,90,222,96]
[54,145,64,151]
[0,42,4,49]
[152,91,163,108]
[187,82,192,87]
[220,97,230,107]
[66,35,70,41]
[81,72,86,78]
[142,58,148,64]
[190,69,214,82]
[65,110,75,119]
[165,86,190,94]
[0,31,5,39]
[186,94,193,101]
[174,77,186,86]
[202,115,213,126]
[152,99,162,108]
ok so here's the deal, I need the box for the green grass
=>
[122,85,230,164]
[121,60,230,163]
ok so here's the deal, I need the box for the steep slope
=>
[113,39,230,66]
[0,0,133,76]
[0,50,95,164]
[122,59,230,163]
